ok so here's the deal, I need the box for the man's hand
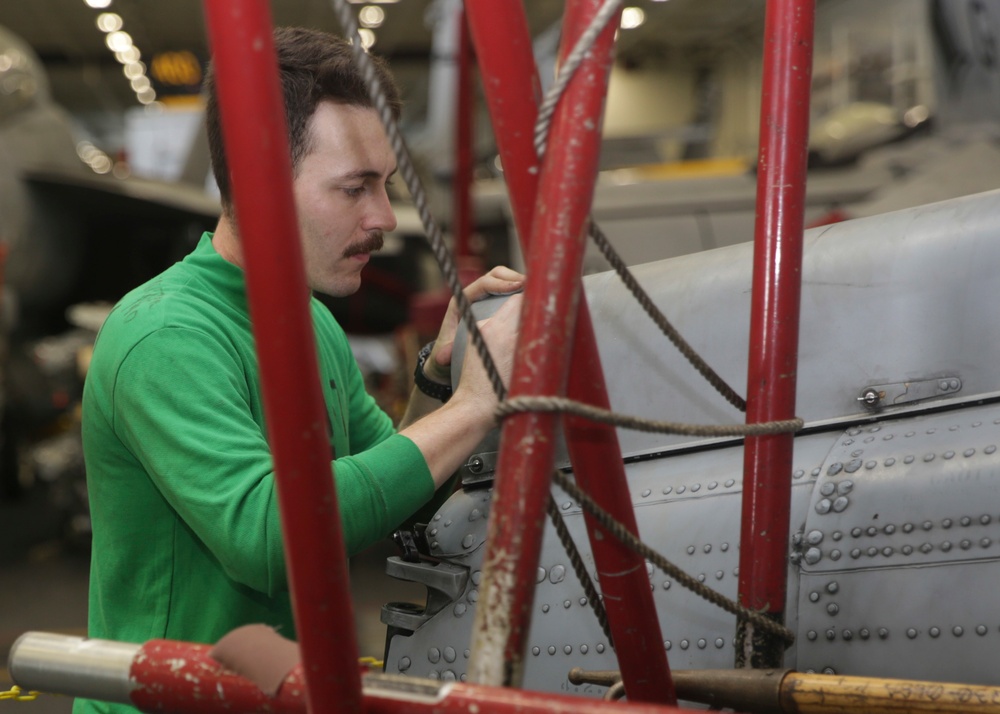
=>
[424,266,525,384]
[452,292,523,413]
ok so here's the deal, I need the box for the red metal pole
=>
[736,0,815,669]
[201,2,362,711]
[465,0,675,704]
[454,5,474,261]
[132,639,689,714]
[467,1,675,700]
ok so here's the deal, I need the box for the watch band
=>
[414,341,453,402]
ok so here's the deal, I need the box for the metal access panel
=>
[796,402,1000,684]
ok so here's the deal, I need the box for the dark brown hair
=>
[205,27,402,216]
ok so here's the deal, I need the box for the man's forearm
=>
[398,394,496,488]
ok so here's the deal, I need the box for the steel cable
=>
[332,0,795,656]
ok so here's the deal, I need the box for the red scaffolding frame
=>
[8,0,816,710]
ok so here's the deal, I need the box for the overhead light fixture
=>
[348,0,398,4]
[129,76,151,92]
[359,6,385,28]
[96,12,122,32]
[620,7,645,30]
[123,61,145,79]
[105,30,133,53]
[358,28,376,50]
[115,46,140,64]
[84,0,113,8]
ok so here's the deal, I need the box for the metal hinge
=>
[857,376,962,411]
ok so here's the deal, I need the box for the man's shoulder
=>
[94,260,245,363]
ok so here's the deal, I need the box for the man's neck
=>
[212,214,245,269]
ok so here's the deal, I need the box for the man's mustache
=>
[342,231,384,258]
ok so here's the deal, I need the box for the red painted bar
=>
[126,639,690,714]
[464,0,675,703]
[201,1,362,711]
[466,0,665,694]
[454,5,474,260]
[736,0,815,667]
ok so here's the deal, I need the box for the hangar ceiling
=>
[0,0,767,115]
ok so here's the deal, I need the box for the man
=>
[77,26,522,712]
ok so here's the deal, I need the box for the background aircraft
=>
[0,23,218,506]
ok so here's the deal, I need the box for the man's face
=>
[292,101,398,297]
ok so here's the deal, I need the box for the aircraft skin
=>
[382,0,1000,699]
[0,24,219,336]
[384,188,1000,697]
[0,24,219,500]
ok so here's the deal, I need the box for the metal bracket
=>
[380,557,470,633]
[857,376,961,411]
[459,451,497,486]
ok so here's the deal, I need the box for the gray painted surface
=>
[388,189,1000,696]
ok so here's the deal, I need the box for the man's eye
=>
[343,185,365,198]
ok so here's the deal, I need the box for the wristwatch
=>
[414,341,453,402]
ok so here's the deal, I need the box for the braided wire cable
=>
[550,470,796,644]
[545,496,614,646]
[530,0,745,413]
[331,0,794,652]
[533,0,623,159]
[588,222,748,412]
[330,0,507,400]
[498,396,801,437]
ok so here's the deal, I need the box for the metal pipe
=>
[466,0,642,693]
[453,4,474,260]
[9,634,692,714]
[201,1,362,711]
[8,632,139,704]
[463,1,675,703]
[737,0,816,668]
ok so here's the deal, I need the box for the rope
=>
[546,496,614,646]
[530,0,746,413]
[588,222,748,412]
[498,396,802,438]
[332,0,794,653]
[550,470,795,644]
[330,0,508,401]
[533,0,624,159]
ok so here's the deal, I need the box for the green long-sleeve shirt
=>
[77,234,432,713]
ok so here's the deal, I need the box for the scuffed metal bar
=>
[737,0,816,668]
[464,0,675,703]
[8,633,691,714]
[453,4,475,261]
[464,0,668,695]
[201,1,362,710]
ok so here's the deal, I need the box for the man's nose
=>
[366,188,397,233]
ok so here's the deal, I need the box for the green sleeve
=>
[113,327,434,597]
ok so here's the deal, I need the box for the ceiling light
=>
[105,31,133,53]
[358,28,376,50]
[137,88,157,104]
[96,12,122,32]
[620,7,645,30]
[130,76,151,92]
[359,6,385,28]
[123,61,145,79]
[84,0,113,8]
[115,46,140,64]
[348,0,398,4]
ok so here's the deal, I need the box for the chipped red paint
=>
[201,1,362,710]
[465,0,675,704]
[737,0,816,666]
[130,640,303,714]
[129,640,691,714]
[454,5,475,261]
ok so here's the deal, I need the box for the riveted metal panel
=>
[796,401,1000,684]
[384,431,838,694]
